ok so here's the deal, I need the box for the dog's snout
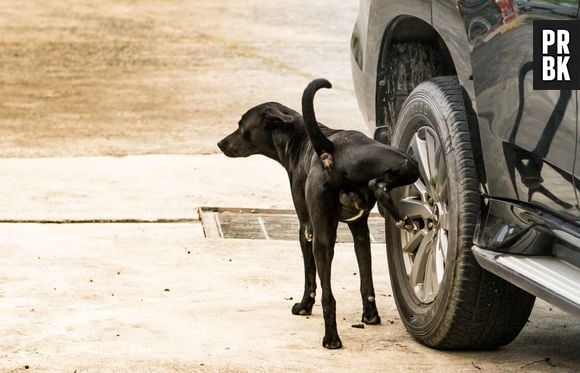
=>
[217,137,240,158]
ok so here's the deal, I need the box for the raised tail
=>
[302,79,335,168]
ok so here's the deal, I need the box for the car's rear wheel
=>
[386,76,535,349]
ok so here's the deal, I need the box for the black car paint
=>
[351,0,580,255]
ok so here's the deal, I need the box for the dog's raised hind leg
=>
[369,176,416,232]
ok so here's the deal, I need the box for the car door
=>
[464,0,579,221]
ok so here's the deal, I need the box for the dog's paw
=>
[396,217,418,232]
[291,302,313,316]
[322,335,342,349]
[362,312,381,325]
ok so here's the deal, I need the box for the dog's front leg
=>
[348,217,381,325]
[291,223,316,316]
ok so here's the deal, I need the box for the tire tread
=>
[391,75,535,350]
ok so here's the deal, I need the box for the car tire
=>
[386,76,535,350]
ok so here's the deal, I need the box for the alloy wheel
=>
[399,126,449,304]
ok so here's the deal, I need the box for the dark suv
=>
[351,0,579,349]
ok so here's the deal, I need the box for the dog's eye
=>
[241,129,250,139]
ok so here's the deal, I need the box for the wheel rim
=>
[399,126,449,304]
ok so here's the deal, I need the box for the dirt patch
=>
[0,0,365,157]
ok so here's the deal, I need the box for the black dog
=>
[218,79,419,349]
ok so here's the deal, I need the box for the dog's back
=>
[301,79,416,186]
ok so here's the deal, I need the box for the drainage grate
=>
[199,207,386,243]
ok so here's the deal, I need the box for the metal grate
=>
[199,207,386,243]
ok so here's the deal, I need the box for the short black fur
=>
[218,79,419,349]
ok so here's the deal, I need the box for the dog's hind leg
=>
[369,178,406,222]
[347,216,381,325]
[307,181,342,349]
[291,221,317,316]
[369,165,419,231]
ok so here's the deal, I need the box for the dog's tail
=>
[302,78,335,169]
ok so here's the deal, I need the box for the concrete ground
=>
[0,0,578,372]
[1,155,579,372]
[0,0,366,157]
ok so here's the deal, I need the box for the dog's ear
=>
[262,106,295,128]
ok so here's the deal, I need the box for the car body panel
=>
[351,0,431,130]
[458,0,579,221]
[352,0,580,315]
[353,0,580,225]
[432,0,476,104]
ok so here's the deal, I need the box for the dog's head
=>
[217,102,298,158]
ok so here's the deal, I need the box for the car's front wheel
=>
[386,76,535,349]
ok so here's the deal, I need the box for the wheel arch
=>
[375,16,457,136]
[375,14,485,183]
